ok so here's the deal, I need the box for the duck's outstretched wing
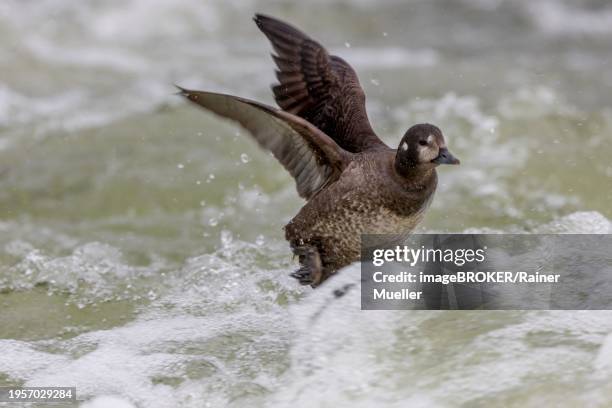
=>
[178,87,352,199]
[254,14,387,153]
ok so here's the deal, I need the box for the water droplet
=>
[344,42,351,48]
[196,180,201,185]
[221,230,233,247]
[209,218,218,226]
[255,235,265,246]
[206,174,215,183]
[383,32,388,37]
[199,200,206,207]
[177,163,184,169]
[370,78,380,86]
[147,290,157,300]
[240,153,250,163]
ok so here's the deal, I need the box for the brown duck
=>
[178,14,459,287]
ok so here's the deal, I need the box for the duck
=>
[177,13,459,287]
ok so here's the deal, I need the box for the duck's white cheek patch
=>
[401,142,409,151]
[418,145,438,162]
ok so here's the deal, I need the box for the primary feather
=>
[176,87,351,199]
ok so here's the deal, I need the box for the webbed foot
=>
[290,246,323,287]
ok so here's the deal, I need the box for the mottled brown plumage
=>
[179,14,459,287]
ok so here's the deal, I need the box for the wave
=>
[0,211,610,406]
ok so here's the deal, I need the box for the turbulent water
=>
[1,0,612,406]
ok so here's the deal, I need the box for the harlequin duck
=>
[178,14,459,287]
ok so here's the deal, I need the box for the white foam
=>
[1,225,612,406]
[526,1,612,37]
[536,211,612,234]
[0,85,85,127]
[3,241,164,304]
[394,92,499,134]
[24,37,149,73]
[267,266,413,407]
[498,86,578,120]
[81,396,137,408]
[87,0,222,42]
[0,340,70,380]
[0,237,298,406]
[339,47,440,69]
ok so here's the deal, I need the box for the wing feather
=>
[178,87,351,199]
[254,14,387,153]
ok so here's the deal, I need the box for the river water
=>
[1,0,612,407]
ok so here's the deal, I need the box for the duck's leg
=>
[290,245,323,287]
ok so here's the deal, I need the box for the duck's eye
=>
[418,140,428,146]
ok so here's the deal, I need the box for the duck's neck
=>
[393,162,437,191]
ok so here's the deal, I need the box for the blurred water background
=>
[1,0,612,406]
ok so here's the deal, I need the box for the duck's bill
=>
[431,147,460,165]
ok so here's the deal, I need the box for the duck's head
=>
[395,123,459,176]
